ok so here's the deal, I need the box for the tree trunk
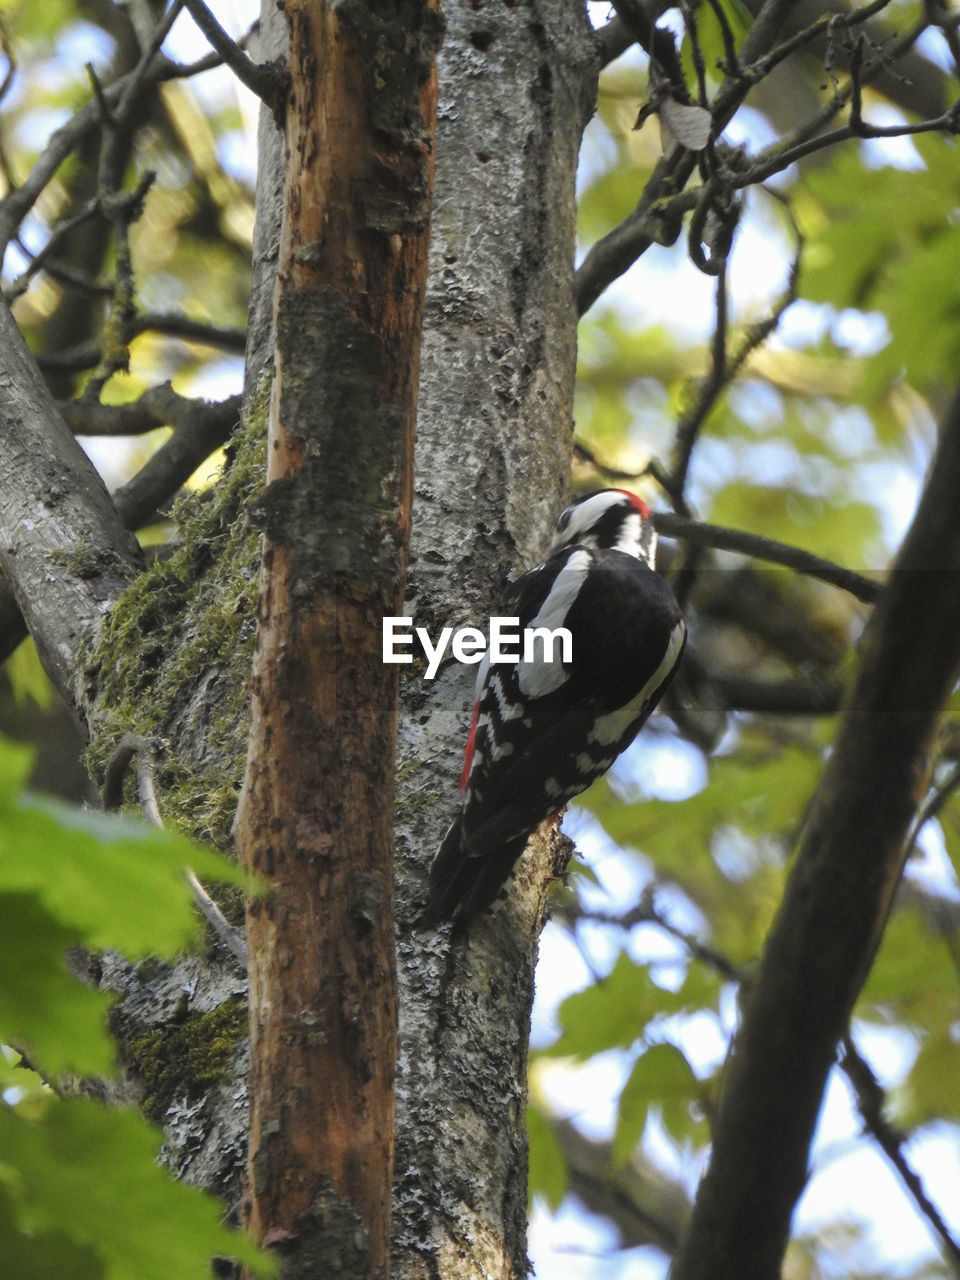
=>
[234,0,440,1275]
[391,0,596,1272]
[55,0,596,1272]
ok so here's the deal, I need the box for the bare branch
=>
[739,98,960,188]
[653,513,880,604]
[0,297,142,734]
[110,392,240,530]
[571,878,960,1271]
[0,46,225,258]
[706,668,844,716]
[181,0,287,107]
[553,1117,690,1254]
[841,1035,960,1273]
[4,200,102,301]
[593,15,636,69]
[36,312,246,375]
[577,0,804,315]
[672,381,960,1280]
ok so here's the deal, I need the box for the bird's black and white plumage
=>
[420,489,686,926]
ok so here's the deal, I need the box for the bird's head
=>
[550,489,656,567]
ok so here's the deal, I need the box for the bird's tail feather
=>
[417,813,529,927]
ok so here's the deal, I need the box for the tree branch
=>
[552,1117,690,1254]
[110,392,240,530]
[671,381,960,1279]
[707,668,844,716]
[35,312,246,375]
[0,388,239,671]
[181,0,287,107]
[0,46,224,258]
[576,0,803,315]
[653,512,881,603]
[841,1034,960,1272]
[575,0,946,316]
[0,297,142,735]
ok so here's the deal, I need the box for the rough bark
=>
[0,298,142,735]
[233,1,440,1277]
[671,384,960,1279]
[35,0,596,1270]
[243,4,288,402]
[390,0,597,1273]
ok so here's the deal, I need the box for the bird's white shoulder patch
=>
[516,549,591,697]
[588,618,685,747]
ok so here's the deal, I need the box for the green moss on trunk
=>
[85,383,269,848]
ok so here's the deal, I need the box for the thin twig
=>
[575,0,936,315]
[739,0,895,87]
[0,16,16,107]
[662,188,800,515]
[901,759,960,863]
[567,885,743,981]
[182,0,287,106]
[653,512,881,603]
[667,259,728,510]
[0,46,224,256]
[102,733,248,967]
[841,1034,960,1273]
[740,99,960,189]
[705,0,740,77]
[81,172,156,400]
[4,199,101,301]
[580,883,960,1271]
[35,312,246,374]
[682,0,710,107]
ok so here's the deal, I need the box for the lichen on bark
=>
[84,383,269,847]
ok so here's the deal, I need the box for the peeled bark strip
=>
[234,3,440,1277]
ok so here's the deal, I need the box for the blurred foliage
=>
[0,5,264,1271]
[0,0,253,410]
[0,735,269,1278]
[532,3,960,1277]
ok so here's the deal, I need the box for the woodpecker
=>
[420,489,686,926]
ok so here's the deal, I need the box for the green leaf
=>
[5,639,54,710]
[0,791,245,957]
[679,0,751,88]
[547,953,720,1060]
[612,1042,705,1165]
[0,1049,51,1119]
[0,1097,270,1280]
[585,745,819,869]
[0,892,115,1076]
[707,483,882,566]
[3,0,78,43]
[860,906,958,1030]
[894,1032,960,1127]
[527,1103,567,1211]
[0,738,35,800]
[0,1184,104,1280]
